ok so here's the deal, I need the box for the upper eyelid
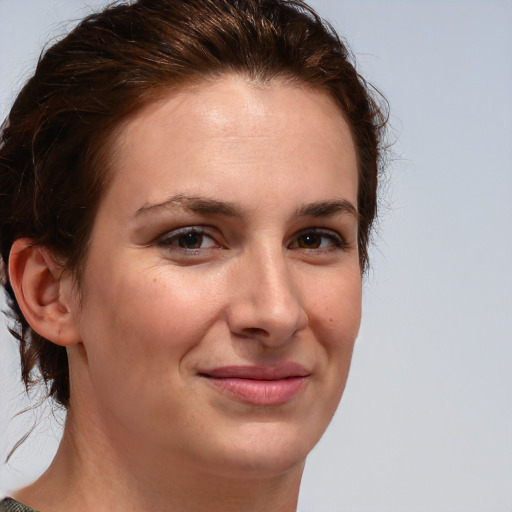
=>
[292,227,345,240]
[157,225,215,241]
[288,227,349,249]
[295,227,340,234]
[155,226,224,252]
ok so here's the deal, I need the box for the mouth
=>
[199,363,310,406]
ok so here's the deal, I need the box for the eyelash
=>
[156,226,348,254]
[157,227,220,252]
[289,228,348,251]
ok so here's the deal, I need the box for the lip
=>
[199,363,310,406]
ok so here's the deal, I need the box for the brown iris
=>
[297,233,322,249]
[178,232,203,249]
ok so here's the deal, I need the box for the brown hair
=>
[0,0,387,407]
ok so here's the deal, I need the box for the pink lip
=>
[200,363,310,406]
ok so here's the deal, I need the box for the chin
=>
[198,421,322,480]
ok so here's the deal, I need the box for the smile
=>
[199,364,310,406]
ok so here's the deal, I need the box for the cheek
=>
[73,265,218,420]
[308,271,362,380]
[309,269,362,337]
[79,263,222,370]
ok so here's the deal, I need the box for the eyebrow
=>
[135,194,243,218]
[295,199,360,221]
[135,194,359,221]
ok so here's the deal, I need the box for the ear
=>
[8,238,81,347]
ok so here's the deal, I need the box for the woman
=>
[0,0,386,510]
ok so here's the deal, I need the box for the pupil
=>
[300,234,320,248]
[179,232,202,249]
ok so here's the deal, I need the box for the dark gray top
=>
[0,498,39,512]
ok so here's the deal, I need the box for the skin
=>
[12,75,361,512]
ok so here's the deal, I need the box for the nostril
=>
[241,327,268,338]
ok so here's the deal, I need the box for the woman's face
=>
[68,75,361,478]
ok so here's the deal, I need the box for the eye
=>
[289,229,346,251]
[158,227,219,251]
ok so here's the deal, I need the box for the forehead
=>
[119,75,353,145]
[101,75,358,215]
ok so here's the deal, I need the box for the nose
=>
[226,247,308,347]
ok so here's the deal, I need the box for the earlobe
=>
[8,239,81,347]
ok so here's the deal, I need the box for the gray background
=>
[1,0,511,510]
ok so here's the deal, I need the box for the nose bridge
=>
[228,241,308,344]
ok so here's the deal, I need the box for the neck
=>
[14,409,304,512]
